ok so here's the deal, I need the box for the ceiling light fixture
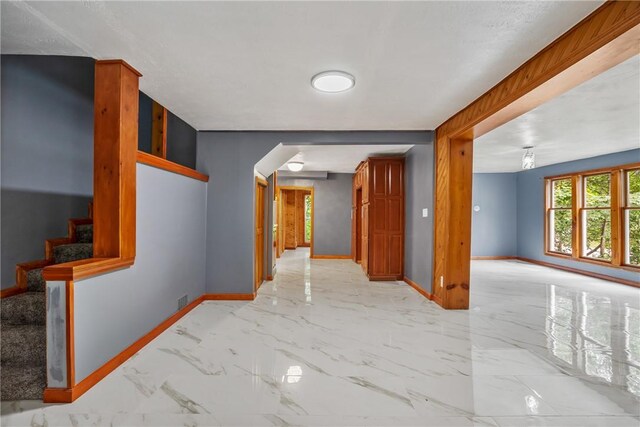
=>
[311,71,355,93]
[522,146,535,170]
[287,161,304,172]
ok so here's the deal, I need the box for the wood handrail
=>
[136,151,209,182]
[43,257,134,282]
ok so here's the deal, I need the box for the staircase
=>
[0,219,93,401]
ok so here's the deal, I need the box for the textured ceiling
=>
[1,1,602,130]
[474,55,640,173]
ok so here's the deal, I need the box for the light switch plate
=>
[422,208,428,218]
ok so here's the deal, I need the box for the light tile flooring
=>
[2,248,640,426]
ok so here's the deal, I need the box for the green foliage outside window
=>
[304,195,312,243]
[583,174,611,260]
[551,179,573,254]
[549,170,640,266]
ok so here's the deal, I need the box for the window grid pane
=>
[552,178,572,208]
[582,209,612,261]
[549,208,573,254]
[627,169,640,208]
[625,208,640,266]
[584,173,611,208]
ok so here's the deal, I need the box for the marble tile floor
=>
[2,248,639,426]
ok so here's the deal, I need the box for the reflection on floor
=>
[2,250,639,426]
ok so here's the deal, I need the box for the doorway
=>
[277,186,314,257]
[255,177,267,291]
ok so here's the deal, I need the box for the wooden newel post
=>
[93,60,141,261]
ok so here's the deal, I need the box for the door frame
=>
[255,176,268,291]
[277,185,315,258]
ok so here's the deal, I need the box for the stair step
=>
[1,293,45,326]
[26,268,46,292]
[0,365,45,401]
[76,223,93,244]
[53,243,93,264]
[1,324,46,367]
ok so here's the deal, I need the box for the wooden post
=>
[93,60,141,260]
[151,101,167,158]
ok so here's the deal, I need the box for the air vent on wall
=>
[178,295,188,311]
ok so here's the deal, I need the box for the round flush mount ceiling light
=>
[311,71,355,93]
[287,161,304,172]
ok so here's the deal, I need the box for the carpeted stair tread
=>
[53,242,93,264]
[1,293,45,325]
[0,365,45,401]
[76,223,93,244]
[26,268,46,292]
[1,324,46,366]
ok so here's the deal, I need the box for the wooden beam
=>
[151,101,167,158]
[432,1,640,309]
[440,1,640,139]
[93,60,140,260]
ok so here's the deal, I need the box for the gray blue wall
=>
[471,149,640,282]
[72,163,207,382]
[196,131,432,294]
[1,55,94,289]
[404,144,435,291]
[138,91,197,169]
[516,149,640,282]
[278,173,354,256]
[471,173,518,257]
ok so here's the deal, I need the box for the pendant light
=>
[522,146,535,170]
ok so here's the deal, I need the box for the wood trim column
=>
[93,60,141,260]
[432,132,473,309]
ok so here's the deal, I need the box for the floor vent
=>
[178,295,188,311]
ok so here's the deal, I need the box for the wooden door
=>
[361,203,369,273]
[355,189,363,263]
[255,178,267,291]
[283,190,297,249]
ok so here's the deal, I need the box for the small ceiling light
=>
[311,71,355,93]
[287,161,304,172]
[522,146,535,170]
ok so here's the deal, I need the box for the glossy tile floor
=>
[2,248,640,426]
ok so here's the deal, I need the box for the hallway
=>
[2,250,639,426]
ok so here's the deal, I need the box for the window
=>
[582,173,612,261]
[548,178,573,255]
[304,194,312,243]
[624,169,640,267]
[544,163,639,270]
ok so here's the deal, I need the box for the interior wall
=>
[73,163,207,382]
[471,173,518,257]
[1,55,94,289]
[278,174,353,256]
[196,131,431,294]
[517,148,640,282]
[404,144,435,290]
[138,91,197,169]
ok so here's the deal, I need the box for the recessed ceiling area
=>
[474,55,640,173]
[255,144,413,177]
[1,1,602,131]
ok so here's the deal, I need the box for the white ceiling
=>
[1,1,602,131]
[255,144,413,176]
[474,55,640,173]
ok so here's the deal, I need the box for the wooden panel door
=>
[362,163,370,204]
[295,190,306,246]
[361,203,369,273]
[255,180,267,291]
[283,190,297,249]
